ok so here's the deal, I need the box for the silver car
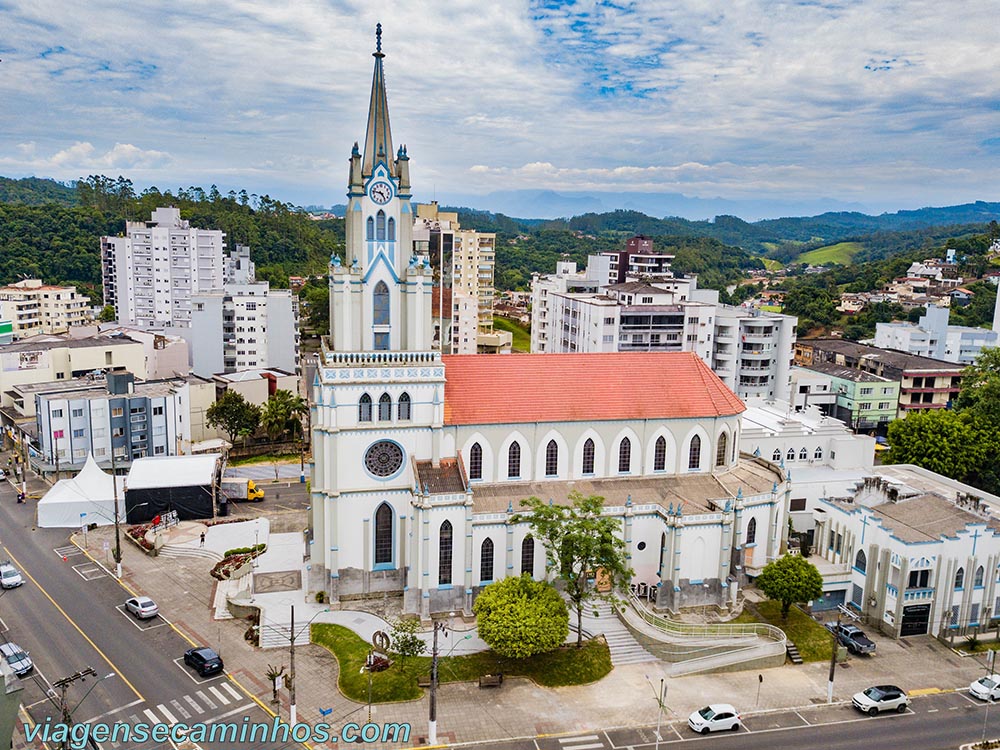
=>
[0,642,33,676]
[0,562,23,589]
[125,596,159,619]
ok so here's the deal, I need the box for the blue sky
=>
[2,0,998,217]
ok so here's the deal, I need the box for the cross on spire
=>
[375,22,382,54]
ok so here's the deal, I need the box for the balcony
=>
[902,587,933,602]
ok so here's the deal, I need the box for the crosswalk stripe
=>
[560,738,600,744]
[561,744,604,750]
[196,690,218,710]
[170,700,191,720]
[142,709,159,724]
[126,714,140,726]
[208,686,230,705]
[157,704,178,724]
[184,695,205,714]
[220,682,241,701]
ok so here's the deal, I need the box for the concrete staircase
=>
[583,602,657,666]
[157,544,224,563]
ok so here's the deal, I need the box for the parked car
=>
[0,642,33,676]
[827,622,876,654]
[852,685,909,715]
[687,704,741,734]
[0,562,23,589]
[125,596,159,619]
[183,647,223,677]
[970,674,1000,701]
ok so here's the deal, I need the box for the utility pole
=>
[53,667,97,750]
[428,621,445,745]
[111,447,122,579]
[289,604,297,726]
[827,611,841,703]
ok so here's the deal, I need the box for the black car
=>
[183,647,223,677]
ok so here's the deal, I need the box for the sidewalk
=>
[71,519,992,748]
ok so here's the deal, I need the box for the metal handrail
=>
[626,591,786,644]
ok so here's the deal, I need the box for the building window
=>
[799,447,808,460]
[374,332,389,350]
[746,517,757,545]
[689,435,701,470]
[71,408,84,418]
[374,503,393,566]
[545,440,558,477]
[373,281,390,326]
[618,437,631,473]
[480,538,494,582]
[716,433,728,467]
[654,436,667,471]
[72,429,85,438]
[975,566,985,588]
[955,567,965,589]
[387,217,395,242]
[787,448,795,461]
[582,438,595,474]
[469,442,482,480]
[51,409,63,418]
[154,445,165,455]
[508,442,521,479]
[789,497,807,512]
[153,406,164,416]
[376,210,386,241]
[908,569,929,588]
[772,449,781,461]
[814,447,823,460]
[855,550,867,573]
[359,393,372,422]
[439,520,453,585]
[521,536,534,576]
[366,216,374,241]
[377,393,392,422]
[397,392,411,421]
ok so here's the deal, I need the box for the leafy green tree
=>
[473,576,568,659]
[884,410,983,480]
[515,491,633,648]
[388,617,426,671]
[300,282,330,335]
[957,347,1000,423]
[97,304,117,322]
[755,554,824,619]
[206,390,261,444]
[260,394,290,443]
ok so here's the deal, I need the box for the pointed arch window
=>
[815,447,823,460]
[359,393,372,422]
[955,567,965,589]
[772,449,781,462]
[689,435,702,470]
[468,442,483,481]
[582,438,595,475]
[397,392,411,421]
[786,448,795,461]
[975,566,985,588]
[376,210,386,241]
[374,503,393,565]
[439,520,453,585]
[387,217,396,241]
[366,216,374,241]
[545,440,559,477]
[746,517,757,545]
[521,536,535,576]
[799,447,808,460]
[855,550,867,573]
[378,392,392,421]
[480,538,494,582]
[654,436,667,471]
[716,433,728,467]
[618,437,631,473]
[373,281,390,326]
[508,442,521,479]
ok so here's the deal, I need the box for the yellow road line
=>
[19,703,51,750]
[5,548,144,702]
[909,687,952,696]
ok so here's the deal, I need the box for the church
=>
[308,27,789,617]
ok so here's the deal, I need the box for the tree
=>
[515,491,633,648]
[206,390,261,444]
[883,409,983,480]
[957,347,1000,424]
[97,304,116,322]
[388,618,425,671]
[754,554,824,619]
[473,576,568,659]
[260,392,291,443]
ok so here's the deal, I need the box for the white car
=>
[970,674,1000,701]
[124,596,159,619]
[687,704,741,734]
[852,685,909,715]
[0,562,23,589]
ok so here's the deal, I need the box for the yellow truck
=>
[220,477,265,502]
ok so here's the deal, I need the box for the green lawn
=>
[795,242,864,267]
[760,258,784,272]
[759,304,783,313]
[493,316,531,352]
[312,623,612,703]
[738,600,833,662]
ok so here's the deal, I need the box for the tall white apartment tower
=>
[101,207,225,327]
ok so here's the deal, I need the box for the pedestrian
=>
[200,531,206,548]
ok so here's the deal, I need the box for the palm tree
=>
[285,393,308,440]
[260,393,291,443]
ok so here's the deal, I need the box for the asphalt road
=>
[0,481,290,750]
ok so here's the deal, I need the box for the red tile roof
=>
[442,352,745,426]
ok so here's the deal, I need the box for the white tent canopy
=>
[37,454,126,528]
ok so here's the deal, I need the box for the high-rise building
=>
[0,279,91,339]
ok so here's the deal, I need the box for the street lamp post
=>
[645,675,667,750]
[262,604,329,726]
[427,622,472,745]
[111,448,123,579]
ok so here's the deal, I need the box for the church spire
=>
[362,22,395,178]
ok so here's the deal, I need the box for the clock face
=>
[364,440,404,477]
[369,182,393,204]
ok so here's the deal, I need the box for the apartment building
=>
[603,235,675,283]
[412,203,505,354]
[0,279,90,339]
[801,362,900,432]
[101,207,225,327]
[875,304,1000,365]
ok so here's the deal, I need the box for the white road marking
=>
[80,698,145,725]
[208,686,230,705]
[170,700,190,720]
[195,690,218,710]
[183,695,204,714]
[202,704,256,724]
[220,682,242,701]
[142,708,159,724]
[157,704,178,724]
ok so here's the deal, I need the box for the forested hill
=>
[0,176,344,296]
[0,176,78,206]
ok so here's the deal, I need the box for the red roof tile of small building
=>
[442,352,745,426]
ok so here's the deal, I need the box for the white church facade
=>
[308,27,789,617]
